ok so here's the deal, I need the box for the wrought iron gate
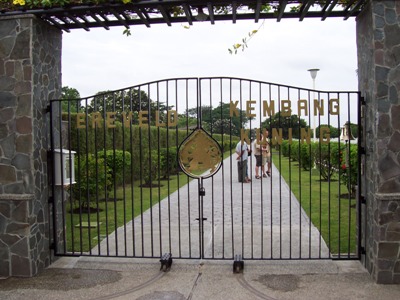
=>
[49,77,361,260]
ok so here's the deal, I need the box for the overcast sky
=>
[61,17,358,100]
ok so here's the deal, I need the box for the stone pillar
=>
[356,1,400,284]
[0,15,62,277]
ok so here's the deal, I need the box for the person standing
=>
[236,140,251,183]
[262,129,272,177]
[253,133,265,179]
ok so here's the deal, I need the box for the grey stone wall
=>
[0,15,62,277]
[356,1,400,284]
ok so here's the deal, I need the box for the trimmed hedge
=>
[279,140,358,187]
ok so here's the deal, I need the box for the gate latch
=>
[199,187,205,196]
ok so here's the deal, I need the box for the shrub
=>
[142,150,160,186]
[97,150,132,195]
[72,154,112,209]
[281,140,290,157]
[289,141,300,162]
[340,143,358,197]
[299,142,312,171]
[131,149,159,186]
[159,147,179,179]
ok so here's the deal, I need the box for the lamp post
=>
[308,68,319,143]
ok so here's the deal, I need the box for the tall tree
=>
[184,103,248,136]
[317,125,340,139]
[86,89,173,125]
[262,112,308,139]
[61,86,81,113]
[210,102,249,136]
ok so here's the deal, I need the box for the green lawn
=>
[63,150,356,256]
[273,152,357,255]
[64,150,234,253]
[64,173,191,253]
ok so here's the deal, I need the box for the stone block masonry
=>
[357,1,400,284]
[0,15,62,277]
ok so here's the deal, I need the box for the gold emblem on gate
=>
[178,128,223,178]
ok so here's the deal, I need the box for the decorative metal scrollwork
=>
[178,128,222,179]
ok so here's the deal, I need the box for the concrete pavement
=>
[1,257,400,299]
[1,154,399,299]
[92,154,329,259]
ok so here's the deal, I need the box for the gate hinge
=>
[360,246,366,255]
[360,195,366,204]
[50,242,55,250]
[46,105,51,113]
[48,196,54,204]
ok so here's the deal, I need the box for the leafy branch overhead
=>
[228,28,259,55]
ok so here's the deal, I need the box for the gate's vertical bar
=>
[260,82,267,258]
[308,89,312,258]
[89,97,95,256]
[186,79,193,258]
[111,92,118,255]
[318,90,322,258]
[358,92,364,260]
[166,80,173,256]
[175,79,182,258]
[138,86,145,257]
[229,78,235,259]
[129,88,136,257]
[56,100,68,253]
[278,86,282,259]
[121,89,128,256]
[327,92,332,258]
[73,100,83,255]
[148,83,155,257]
[297,88,302,258]
[100,94,110,256]
[81,99,89,254]
[268,83,273,259]
[346,92,352,258]
[207,78,215,258]
[67,100,76,255]
[258,82,264,259]
[220,78,226,259]
[337,94,342,257]
[76,99,86,254]
[156,82,162,257]
[199,178,204,258]
[198,79,203,259]
[249,80,254,259]
[91,96,101,256]
[240,79,245,257]
[287,87,293,259]
[49,100,58,254]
